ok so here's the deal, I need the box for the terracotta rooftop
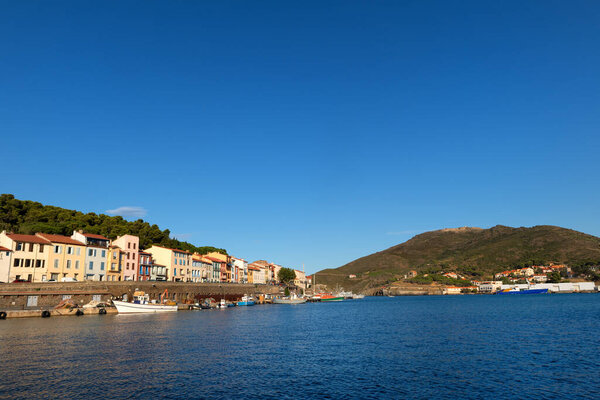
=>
[36,233,85,245]
[0,246,12,252]
[148,245,190,254]
[82,232,109,240]
[6,233,51,245]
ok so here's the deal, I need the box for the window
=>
[92,295,102,302]
[100,262,104,271]
[62,295,72,300]
[88,249,93,256]
[76,247,80,255]
[75,260,79,269]
[13,258,20,267]
[29,243,34,252]
[54,259,59,268]
[54,246,61,254]
[128,243,131,249]
[16,242,23,251]
[140,266,144,275]
[174,269,176,276]
[89,261,94,270]
[67,247,73,255]
[101,250,106,257]
[66,260,71,269]
[133,253,135,259]
[39,244,44,253]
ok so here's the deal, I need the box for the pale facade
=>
[0,232,50,282]
[72,231,110,281]
[232,257,247,283]
[112,235,139,281]
[36,233,87,282]
[0,246,13,283]
[144,245,191,282]
[294,269,306,290]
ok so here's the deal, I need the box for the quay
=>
[0,281,281,319]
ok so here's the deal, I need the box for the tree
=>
[278,267,296,285]
[547,271,561,283]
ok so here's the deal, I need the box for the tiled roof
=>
[6,233,51,245]
[36,233,85,245]
[148,245,190,254]
[0,246,12,252]
[204,256,224,263]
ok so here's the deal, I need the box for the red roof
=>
[36,233,85,245]
[0,246,12,252]
[138,250,151,255]
[6,233,51,244]
[82,232,109,240]
[204,256,224,263]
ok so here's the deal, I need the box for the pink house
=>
[112,234,139,281]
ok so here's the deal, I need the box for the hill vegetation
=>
[0,194,226,255]
[316,225,600,291]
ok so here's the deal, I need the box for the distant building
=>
[111,235,139,281]
[71,231,110,281]
[348,274,357,279]
[144,245,191,282]
[0,246,13,283]
[138,250,153,281]
[107,246,125,281]
[479,281,503,293]
[407,270,418,279]
[36,233,86,282]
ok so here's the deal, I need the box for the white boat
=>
[273,294,307,304]
[113,290,177,314]
[113,300,178,313]
[352,294,365,299]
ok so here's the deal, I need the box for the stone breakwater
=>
[0,281,281,317]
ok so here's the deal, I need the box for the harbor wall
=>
[0,281,281,310]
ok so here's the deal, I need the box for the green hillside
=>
[0,194,226,255]
[316,225,600,291]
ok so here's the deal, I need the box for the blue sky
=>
[1,1,599,274]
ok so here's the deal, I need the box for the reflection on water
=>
[1,295,600,399]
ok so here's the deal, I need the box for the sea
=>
[1,294,600,399]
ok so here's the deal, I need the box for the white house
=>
[72,231,110,281]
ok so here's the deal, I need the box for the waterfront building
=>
[294,269,306,290]
[150,263,168,281]
[248,263,266,284]
[0,246,13,283]
[0,232,51,282]
[71,231,110,281]
[247,264,258,283]
[111,235,139,281]
[232,257,247,283]
[138,250,153,281]
[36,233,87,282]
[191,254,206,283]
[478,281,503,293]
[206,252,231,282]
[144,245,191,282]
[107,245,125,281]
[202,255,220,282]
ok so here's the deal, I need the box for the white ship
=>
[113,290,178,314]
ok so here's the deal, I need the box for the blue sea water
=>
[1,295,600,399]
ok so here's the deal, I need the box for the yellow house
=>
[107,245,125,281]
[0,231,51,282]
[36,233,86,281]
[144,245,191,282]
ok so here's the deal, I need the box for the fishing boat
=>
[496,288,548,295]
[113,290,177,313]
[273,294,307,304]
[320,294,344,302]
[237,295,255,306]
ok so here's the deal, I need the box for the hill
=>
[316,225,600,291]
[0,194,226,255]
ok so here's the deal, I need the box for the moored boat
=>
[237,295,255,306]
[273,294,307,304]
[320,294,344,302]
[113,290,177,313]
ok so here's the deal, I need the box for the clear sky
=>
[1,1,599,274]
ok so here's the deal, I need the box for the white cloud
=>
[105,206,147,218]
